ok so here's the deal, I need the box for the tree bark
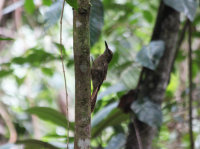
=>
[73,1,91,149]
[125,1,180,149]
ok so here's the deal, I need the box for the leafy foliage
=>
[16,139,59,149]
[131,98,163,128]
[24,0,35,14]
[90,0,104,47]
[26,107,74,130]
[65,0,78,10]
[136,40,165,70]
[163,0,197,21]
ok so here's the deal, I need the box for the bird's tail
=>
[91,87,99,113]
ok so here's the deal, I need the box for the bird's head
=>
[104,41,113,63]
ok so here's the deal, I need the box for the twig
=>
[60,1,69,149]
[188,21,194,149]
[171,19,190,71]
[132,118,143,149]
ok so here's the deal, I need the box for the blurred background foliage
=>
[0,0,200,149]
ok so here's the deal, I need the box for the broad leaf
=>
[90,0,104,47]
[92,104,129,138]
[0,70,13,78]
[26,107,74,131]
[131,98,163,128]
[163,0,197,21]
[136,40,165,70]
[44,0,63,31]
[41,67,54,76]
[42,0,52,6]
[92,102,118,128]
[97,83,126,101]
[24,0,35,14]
[12,49,56,66]
[65,0,78,10]
[143,10,153,23]
[16,139,59,149]
[105,133,126,149]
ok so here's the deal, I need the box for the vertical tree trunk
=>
[125,1,180,149]
[73,1,91,149]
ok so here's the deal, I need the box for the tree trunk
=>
[125,1,180,149]
[73,1,91,149]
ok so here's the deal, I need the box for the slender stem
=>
[132,119,143,149]
[60,1,69,149]
[188,22,194,149]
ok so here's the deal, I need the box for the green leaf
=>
[97,83,126,101]
[193,32,200,37]
[105,133,126,149]
[16,139,59,149]
[12,49,56,66]
[43,134,74,142]
[24,0,35,14]
[131,98,163,128]
[65,0,78,10]
[143,10,153,23]
[136,40,165,70]
[44,1,62,31]
[42,0,52,6]
[0,37,14,40]
[90,0,104,47]
[15,76,26,86]
[163,0,197,21]
[0,70,13,78]
[41,68,54,76]
[26,107,74,131]
[12,57,27,65]
[92,102,118,128]
[91,103,129,138]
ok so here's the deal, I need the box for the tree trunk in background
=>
[125,1,180,149]
[73,1,91,149]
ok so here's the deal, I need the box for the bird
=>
[91,41,113,113]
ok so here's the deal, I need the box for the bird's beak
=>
[105,41,109,52]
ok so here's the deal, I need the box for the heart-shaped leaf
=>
[136,40,165,70]
[131,98,162,128]
[163,0,197,21]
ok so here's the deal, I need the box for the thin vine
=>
[60,1,69,149]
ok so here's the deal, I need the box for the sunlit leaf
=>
[0,70,13,78]
[16,139,59,149]
[105,133,126,149]
[163,0,197,21]
[131,98,163,128]
[24,0,35,14]
[143,10,153,23]
[136,40,165,70]
[90,0,104,47]
[26,107,74,131]
[42,0,52,6]
[41,67,54,76]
